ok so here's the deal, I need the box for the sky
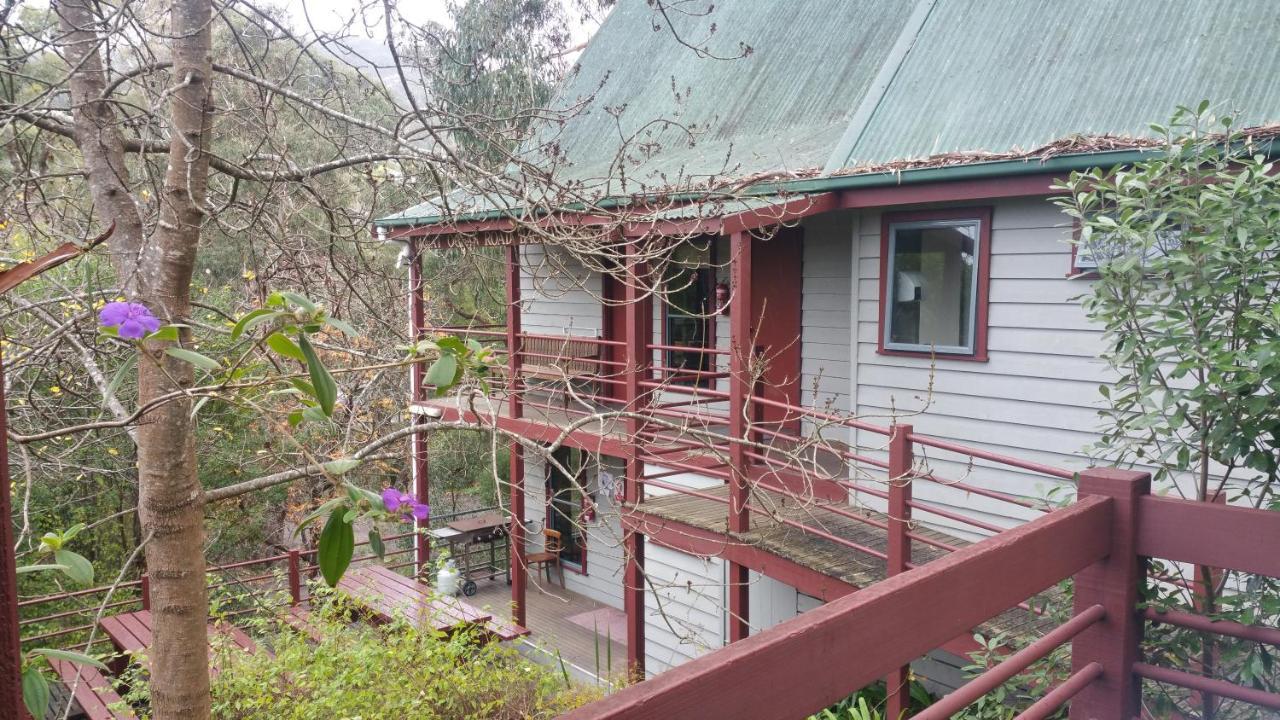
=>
[276,0,454,38]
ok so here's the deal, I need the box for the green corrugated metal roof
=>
[527,0,917,192]
[380,0,1280,227]
[839,0,1280,168]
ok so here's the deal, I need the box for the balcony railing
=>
[564,473,1280,720]
[18,506,499,649]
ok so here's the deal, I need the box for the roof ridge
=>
[821,0,939,175]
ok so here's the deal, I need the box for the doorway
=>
[750,227,804,430]
[545,447,587,572]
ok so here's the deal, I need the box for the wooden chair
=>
[526,528,565,588]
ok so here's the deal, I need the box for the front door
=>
[545,447,586,570]
[750,227,804,430]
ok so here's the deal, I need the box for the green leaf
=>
[30,648,108,671]
[297,335,338,416]
[323,316,358,337]
[424,354,458,388]
[266,332,306,362]
[104,354,137,407]
[145,325,180,343]
[318,506,354,587]
[230,308,278,340]
[435,336,467,354]
[346,484,383,507]
[369,530,385,560]
[22,666,49,719]
[323,457,361,476]
[302,406,331,425]
[53,550,93,585]
[294,497,346,535]
[281,292,318,314]
[165,347,221,372]
[287,409,304,427]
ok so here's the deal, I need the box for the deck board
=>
[636,485,1059,643]
[467,580,627,679]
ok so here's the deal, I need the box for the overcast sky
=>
[274,0,452,37]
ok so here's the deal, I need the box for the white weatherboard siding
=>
[851,197,1109,536]
[522,453,626,610]
[644,544,726,677]
[801,211,856,418]
[521,244,602,337]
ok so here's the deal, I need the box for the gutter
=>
[370,147,1170,229]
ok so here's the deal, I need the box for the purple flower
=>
[381,487,410,512]
[99,301,161,340]
[381,488,428,522]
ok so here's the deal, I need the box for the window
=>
[879,208,990,360]
[662,240,716,385]
[1069,219,1183,277]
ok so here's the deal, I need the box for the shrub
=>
[120,600,602,719]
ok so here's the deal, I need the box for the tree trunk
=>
[53,0,146,292]
[56,0,216,717]
[134,0,215,717]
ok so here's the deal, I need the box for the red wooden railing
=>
[562,469,1280,720]
[18,506,499,649]
[414,326,1076,698]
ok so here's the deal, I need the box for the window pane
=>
[888,223,977,352]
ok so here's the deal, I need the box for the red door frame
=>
[749,227,804,429]
[600,273,629,401]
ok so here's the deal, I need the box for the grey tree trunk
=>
[55,0,216,717]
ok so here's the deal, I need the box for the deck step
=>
[46,656,136,720]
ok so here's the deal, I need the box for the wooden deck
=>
[467,579,627,681]
[635,485,1058,642]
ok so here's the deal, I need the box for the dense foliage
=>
[113,595,602,719]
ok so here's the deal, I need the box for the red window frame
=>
[877,206,992,362]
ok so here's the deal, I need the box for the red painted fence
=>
[562,469,1280,720]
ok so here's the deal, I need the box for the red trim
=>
[382,174,1064,244]
[838,173,1059,209]
[625,193,839,238]
[876,206,992,362]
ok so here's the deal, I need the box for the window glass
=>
[1074,223,1183,273]
[886,220,979,354]
[662,240,714,384]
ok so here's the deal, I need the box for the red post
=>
[408,238,431,573]
[0,356,25,719]
[509,444,527,628]
[287,550,301,606]
[506,239,523,419]
[1068,467,1150,720]
[727,230,752,643]
[140,574,151,611]
[506,239,527,628]
[622,239,650,677]
[885,424,913,719]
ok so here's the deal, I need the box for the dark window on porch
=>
[663,264,715,387]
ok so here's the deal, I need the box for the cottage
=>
[377,0,1280,714]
